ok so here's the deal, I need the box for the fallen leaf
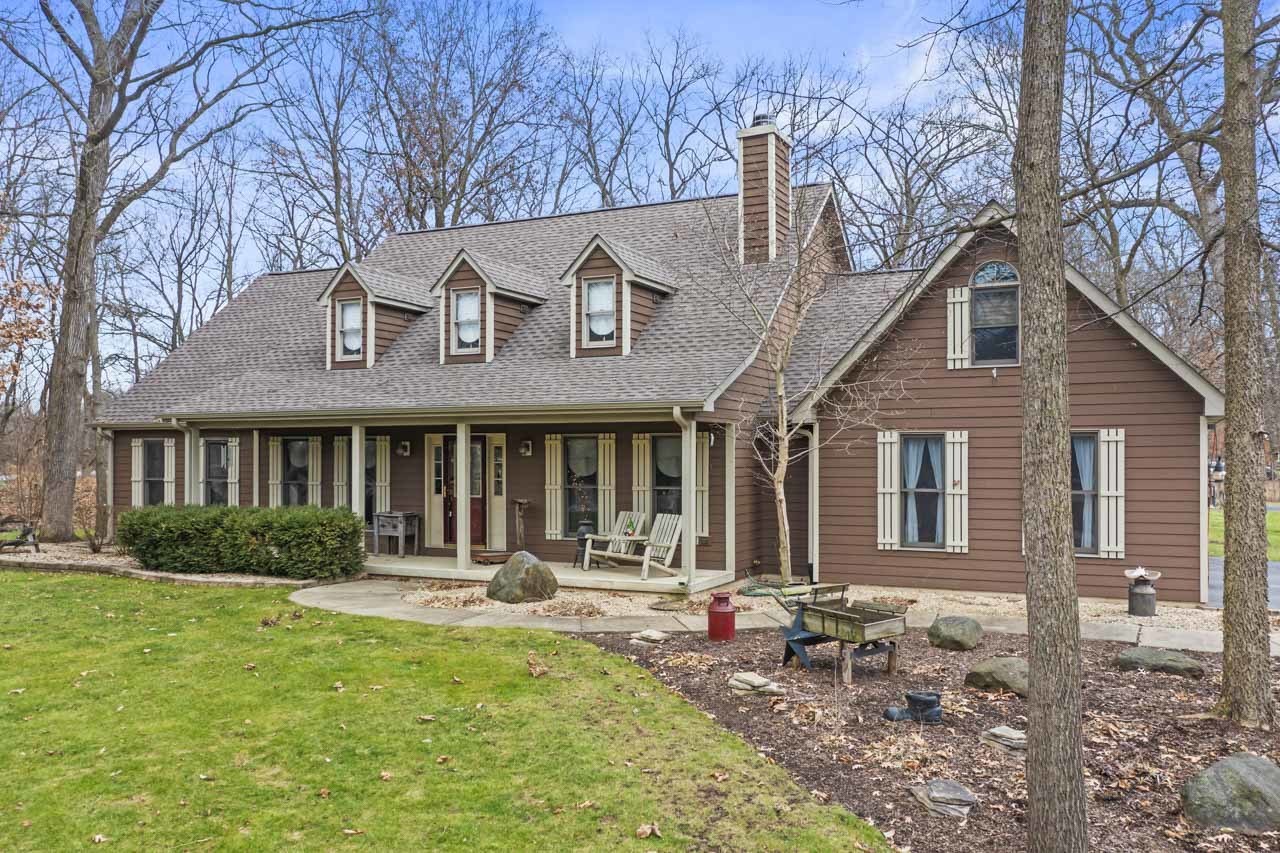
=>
[318,788,330,799]
[198,774,214,782]
[369,685,385,691]
[527,651,548,678]
[451,676,463,684]
[635,823,662,839]
[416,715,436,723]
[576,800,595,809]
[436,755,451,764]
[341,828,364,836]
[711,771,729,782]
[333,682,345,692]
[243,663,256,671]
[379,771,392,781]
[92,834,108,844]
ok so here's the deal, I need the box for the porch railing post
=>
[351,425,365,521]
[455,422,471,571]
[724,422,736,575]
[681,417,697,585]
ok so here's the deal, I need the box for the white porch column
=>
[724,422,736,575]
[186,426,200,505]
[455,422,471,571]
[351,425,366,520]
[252,429,260,506]
[681,417,697,585]
[807,423,820,582]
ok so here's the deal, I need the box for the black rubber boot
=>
[905,690,942,724]
[883,706,913,722]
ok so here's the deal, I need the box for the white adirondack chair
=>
[595,513,683,581]
[583,511,647,570]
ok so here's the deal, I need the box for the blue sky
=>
[541,0,946,92]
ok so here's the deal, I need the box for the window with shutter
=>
[268,436,283,507]
[307,437,323,505]
[696,433,710,538]
[1098,429,1125,558]
[333,436,350,508]
[631,434,651,518]
[226,436,240,507]
[375,435,391,514]
[162,438,176,505]
[130,438,144,507]
[597,434,616,533]
[945,431,969,553]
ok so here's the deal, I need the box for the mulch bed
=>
[584,627,1280,852]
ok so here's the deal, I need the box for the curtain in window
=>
[1072,435,1096,551]
[903,436,944,545]
[455,291,480,349]
[903,438,925,543]
[586,281,614,341]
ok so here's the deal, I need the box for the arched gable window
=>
[970,261,1020,364]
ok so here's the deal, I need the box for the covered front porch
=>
[363,553,734,593]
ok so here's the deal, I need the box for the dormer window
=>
[583,278,616,347]
[452,288,481,354]
[337,300,363,360]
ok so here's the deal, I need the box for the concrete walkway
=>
[1206,556,1280,609]
[291,579,1280,657]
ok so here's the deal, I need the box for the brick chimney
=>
[737,113,791,264]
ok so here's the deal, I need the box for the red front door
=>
[443,436,486,547]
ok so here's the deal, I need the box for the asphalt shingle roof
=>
[348,262,432,308]
[103,185,837,425]
[449,248,549,303]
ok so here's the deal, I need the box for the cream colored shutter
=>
[130,438,143,507]
[333,436,349,508]
[876,431,900,550]
[307,436,323,505]
[597,433,616,532]
[163,437,176,505]
[696,432,710,537]
[631,433,651,517]
[375,435,391,512]
[226,436,240,507]
[946,287,971,369]
[945,430,969,553]
[268,436,282,507]
[1099,429,1125,558]
[544,434,563,539]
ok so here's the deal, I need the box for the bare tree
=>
[558,45,648,208]
[0,0,360,539]
[1217,0,1276,730]
[1014,0,1089,849]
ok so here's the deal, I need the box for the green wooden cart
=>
[770,584,906,677]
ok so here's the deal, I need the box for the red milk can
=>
[707,592,736,642]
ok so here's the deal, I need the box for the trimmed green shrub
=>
[117,505,364,579]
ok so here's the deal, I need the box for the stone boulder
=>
[964,657,1029,698]
[486,551,558,603]
[910,779,978,818]
[1182,753,1280,834]
[928,616,984,651]
[1114,646,1205,679]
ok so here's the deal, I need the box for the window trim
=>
[581,276,617,349]
[562,433,600,536]
[1071,430,1101,557]
[899,432,946,550]
[142,438,166,507]
[451,287,482,355]
[204,439,230,506]
[970,282,1021,367]
[280,437,310,507]
[335,298,364,361]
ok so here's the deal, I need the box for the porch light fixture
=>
[396,441,412,457]
[519,440,533,457]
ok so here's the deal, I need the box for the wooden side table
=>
[371,511,420,557]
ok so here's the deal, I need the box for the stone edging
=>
[0,558,338,589]
[290,579,1280,657]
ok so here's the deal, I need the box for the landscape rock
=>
[910,779,978,818]
[485,551,558,604]
[980,725,1027,753]
[1182,752,1280,834]
[964,657,1029,698]
[728,671,784,695]
[630,629,671,644]
[1115,646,1205,679]
[928,616,984,651]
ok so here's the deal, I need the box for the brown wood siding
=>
[630,285,660,345]
[330,275,367,369]
[373,304,419,361]
[576,249,623,357]
[774,135,791,247]
[492,294,526,355]
[443,261,486,364]
[815,227,1206,601]
[111,429,187,512]
[740,134,771,264]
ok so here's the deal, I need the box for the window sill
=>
[335,355,364,363]
[970,360,1020,369]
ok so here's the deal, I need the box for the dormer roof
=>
[559,234,679,294]
[317,261,432,311]
[431,248,548,304]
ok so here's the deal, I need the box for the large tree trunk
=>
[1217,0,1275,730]
[1013,1,1089,849]
[40,128,110,541]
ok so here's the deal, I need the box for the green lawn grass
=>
[1208,507,1280,561]
[0,572,884,851]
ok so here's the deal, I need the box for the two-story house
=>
[100,116,1224,602]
